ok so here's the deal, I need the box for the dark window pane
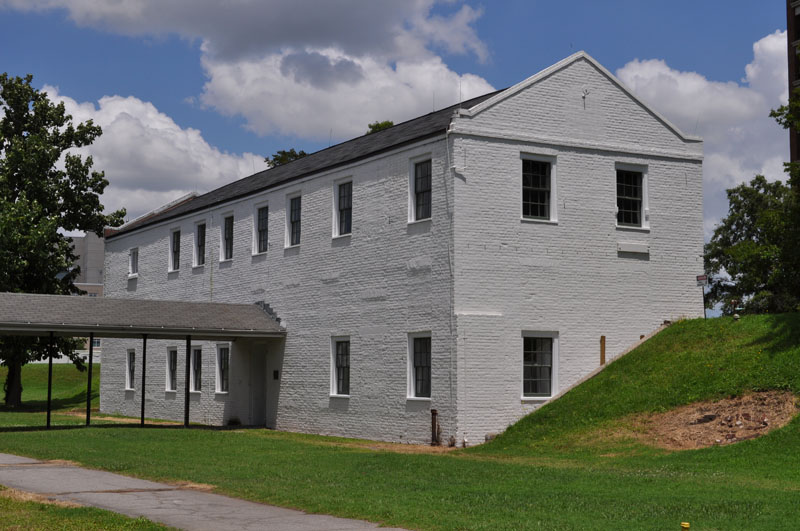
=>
[224,216,234,260]
[335,340,350,395]
[172,231,180,270]
[290,196,302,245]
[338,182,352,235]
[219,347,229,393]
[414,161,432,220]
[168,350,177,391]
[616,170,642,226]
[413,337,431,398]
[128,351,135,388]
[522,160,551,219]
[192,349,202,392]
[257,207,269,253]
[523,337,553,397]
[196,224,206,265]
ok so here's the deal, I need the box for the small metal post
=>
[702,287,707,319]
[86,333,94,426]
[600,335,606,366]
[184,335,191,427]
[47,331,54,429]
[140,334,148,426]
[431,409,439,446]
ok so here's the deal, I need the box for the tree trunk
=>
[3,361,22,408]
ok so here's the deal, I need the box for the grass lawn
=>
[0,315,799,530]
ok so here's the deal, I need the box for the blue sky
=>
[0,1,790,226]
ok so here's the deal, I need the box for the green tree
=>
[366,120,393,134]
[0,73,125,407]
[264,148,308,167]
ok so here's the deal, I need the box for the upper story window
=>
[335,182,352,236]
[170,230,180,271]
[256,206,269,253]
[522,159,551,220]
[413,160,432,221]
[222,216,234,260]
[289,196,302,246]
[408,334,431,399]
[195,223,206,266]
[616,167,647,228]
[128,248,138,276]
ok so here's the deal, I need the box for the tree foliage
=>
[366,120,393,135]
[264,148,308,167]
[0,73,125,407]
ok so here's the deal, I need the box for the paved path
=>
[0,453,405,531]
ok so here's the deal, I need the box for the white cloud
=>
[617,30,790,238]
[43,86,267,220]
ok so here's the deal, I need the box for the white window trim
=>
[216,343,231,394]
[219,212,234,262]
[252,201,270,256]
[285,191,302,248]
[408,154,433,224]
[190,346,202,393]
[521,330,559,401]
[329,335,351,397]
[332,178,353,238]
[407,331,432,401]
[165,347,178,392]
[125,349,135,390]
[193,219,207,268]
[520,152,558,223]
[168,228,181,272]
[128,248,139,278]
[615,162,650,231]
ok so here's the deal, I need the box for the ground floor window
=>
[167,348,178,391]
[523,334,556,398]
[191,348,202,392]
[408,334,431,398]
[217,346,229,393]
[126,350,135,390]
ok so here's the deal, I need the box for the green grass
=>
[0,487,169,530]
[0,315,799,530]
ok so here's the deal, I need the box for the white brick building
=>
[100,52,704,445]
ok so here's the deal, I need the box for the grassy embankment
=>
[0,315,799,530]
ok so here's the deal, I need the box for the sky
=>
[0,0,790,236]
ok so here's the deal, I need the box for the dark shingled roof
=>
[0,292,285,340]
[108,90,502,239]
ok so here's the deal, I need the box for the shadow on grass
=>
[0,421,267,434]
[746,312,800,355]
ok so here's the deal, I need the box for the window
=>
[522,159,551,220]
[289,196,302,246]
[91,338,101,349]
[617,169,644,227]
[128,248,138,276]
[170,230,180,271]
[223,216,234,260]
[126,350,135,390]
[335,182,352,236]
[191,348,202,392]
[522,335,557,398]
[195,223,206,266]
[217,346,230,393]
[332,339,350,396]
[412,160,432,221]
[88,293,97,298]
[167,348,178,392]
[256,206,269,253]
[408,335,431,398]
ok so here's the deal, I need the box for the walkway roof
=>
[0,292,285,340]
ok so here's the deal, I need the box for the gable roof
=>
[462,51,702,144]
[108,90,501,239]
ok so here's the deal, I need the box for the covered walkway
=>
[0,292,285,428]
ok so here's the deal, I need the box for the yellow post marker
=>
[681,523,690,530]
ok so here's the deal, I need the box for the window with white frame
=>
[522,332,557,398]
[616,165,648,228]
[522,156,556,221]
[334,182,352,236]
[169,229,180,271]
[408,334,431,398]
[411,160,432,221]
[255,205,269,254]
[191,347,202,392]
[195,223,206,266]
[126,350,135,390]
[91,338,101,349]
[216,345,230,393]
[166,348,178,391]
[222,216,234,260]
[331,338,350,396]
[287,195,301,246]
[128,248,138,276]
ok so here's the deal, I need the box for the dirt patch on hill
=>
[627,391,798,450]
[0,487,82,508]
